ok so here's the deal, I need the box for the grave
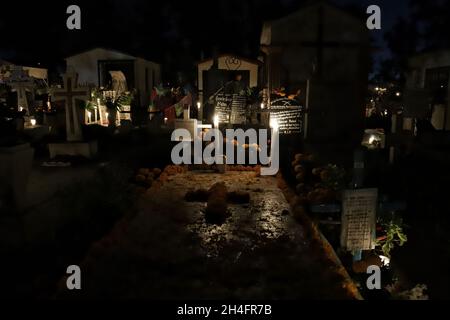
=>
[6,67,35,124]
[213,93,247,125]
[197,54,261,120]
[260,2,369,151]
[48,72,98,159]
[340,188,377,251]
[269,97,304,135]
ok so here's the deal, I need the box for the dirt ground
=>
[60,171,358,299]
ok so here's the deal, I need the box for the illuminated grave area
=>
[58,169,359,299]
[2,0,450,303]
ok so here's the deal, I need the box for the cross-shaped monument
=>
[52,72,90,141]
[300,5,362,79]
[7,67,35,115]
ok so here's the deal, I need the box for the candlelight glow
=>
[30,119,37,126]
[270,118,279,131]
[261,103,265,110]
[213,115,219,128]
[197,102,201,110]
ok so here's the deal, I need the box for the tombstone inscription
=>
[340,188,377,251]
[214,94,232,124]
[269,98,304,135]
[230,95,246,124]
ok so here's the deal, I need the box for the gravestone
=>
[52,72,89,141]
[215,94,232,124]
[230,95,247,124]
[7,67,35,117]
[269,97,304,135]
[340,188,377,251]
[48,72,98,159]
[214,94,248,125]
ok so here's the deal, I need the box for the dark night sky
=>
[0,0,409,79]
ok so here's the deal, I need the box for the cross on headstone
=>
[300,4,362,79]
[7,67,35,114]
[52,72,90,141]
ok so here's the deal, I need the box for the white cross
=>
[52,72,90,141]
[7,67,34,114]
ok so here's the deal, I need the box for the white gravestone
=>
[52,73,90,141]
[7,68,35,116]
[340,188,377,251]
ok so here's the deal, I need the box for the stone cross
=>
[52,72,90,141]
[7,67,35,114]
[301,4,362,79]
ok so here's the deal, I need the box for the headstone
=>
[7,67,35,116]
[52,72,90,141]
[230,95,246,124]
[214,94,248,125]
[340,188,377,251]
[214,94,232,124]
[48,72,97,159]
[269,97,304,135]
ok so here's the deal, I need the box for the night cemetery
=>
[1,0,450,307]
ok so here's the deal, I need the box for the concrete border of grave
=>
[48,140,98,159]
[0,143,34,211]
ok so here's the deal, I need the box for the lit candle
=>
[18,106,23,112]
[164,117,168,125]
[30,119,37,126]
[269,118,279,167]
[87,111,92,123]
[197,102,201,110]
[213,115,220,163]
[261,103,265,110]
